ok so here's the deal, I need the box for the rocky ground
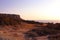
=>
[0,14,60,40]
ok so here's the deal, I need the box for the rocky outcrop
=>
[0,13,40,40]
[0,14,22,25]
[0,13,60,40]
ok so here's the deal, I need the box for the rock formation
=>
[0,14,26,40]
[0,13,60,40]
[0,13,40,40]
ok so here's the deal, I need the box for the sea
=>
[34,20,60,23]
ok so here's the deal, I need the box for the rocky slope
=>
[0,13,60,40]
[0,14,23,40]
[0,14,40,40]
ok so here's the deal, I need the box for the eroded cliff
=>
[0,14,60,40]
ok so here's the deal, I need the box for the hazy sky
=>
[0,0,60,20]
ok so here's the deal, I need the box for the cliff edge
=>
[0,14,22,25]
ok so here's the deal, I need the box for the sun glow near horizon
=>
[0,0,60,20]
[20,0,60,20]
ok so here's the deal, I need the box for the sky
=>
[0,0,60,20]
